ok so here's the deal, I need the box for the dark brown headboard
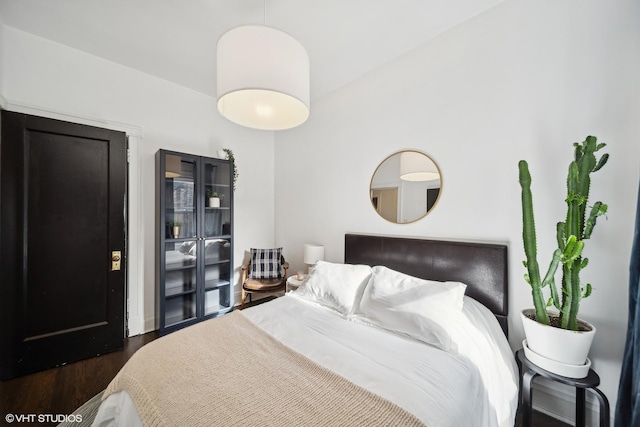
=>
[344,234,509,337]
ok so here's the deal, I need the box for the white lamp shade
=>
[217,25,310,131]
[303,244,325,265]
[165,154,181,178]
[400,151,439,181]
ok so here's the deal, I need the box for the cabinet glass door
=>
[164,154,197,240]
[203,160,231,238]
[163,240,197,326]
[203,237,231,316]
[202,158,232,317]
[162,154,198,327]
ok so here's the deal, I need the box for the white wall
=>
[1,26,277,333]
[275,0,640,424]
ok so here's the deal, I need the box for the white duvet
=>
[93,294,518,427]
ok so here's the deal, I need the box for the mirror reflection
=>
[370,150,442,224]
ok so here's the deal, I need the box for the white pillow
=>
[293,261,373,315]
[354,265,467,351]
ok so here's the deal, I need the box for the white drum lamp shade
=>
[216,25,310,131]
[400,151,439,182]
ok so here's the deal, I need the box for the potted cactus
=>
[518,136,608,376]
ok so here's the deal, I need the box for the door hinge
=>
[127,147,131,163]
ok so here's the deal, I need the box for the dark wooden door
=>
[0,111,127,380]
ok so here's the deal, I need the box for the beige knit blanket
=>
[103,311,425,426]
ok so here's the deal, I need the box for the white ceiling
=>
[0,0,503,101]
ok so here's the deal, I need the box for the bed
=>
[92,234,517,427]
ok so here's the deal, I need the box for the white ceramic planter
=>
[523,339,591,378]
[209,197,220,208]
[521,308,595,367]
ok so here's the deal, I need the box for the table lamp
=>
[303,244,325,273]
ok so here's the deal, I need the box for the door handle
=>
[111,251,122,271]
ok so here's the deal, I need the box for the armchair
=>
[241,250,289,308]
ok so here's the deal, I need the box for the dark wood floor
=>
[0,308,570,427]
[515,410,570,427]
[0,331,157,426]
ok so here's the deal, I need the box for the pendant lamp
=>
[216,25,310,131]
[165,154,182,178]
[400,151,440,182]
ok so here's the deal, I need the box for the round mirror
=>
[370,150,442,224]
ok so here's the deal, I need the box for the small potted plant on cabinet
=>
[207,190,224,208]
[518,136,608,377]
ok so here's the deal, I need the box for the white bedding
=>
[93,294,517,427]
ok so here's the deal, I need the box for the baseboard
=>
[127,315,143,337]
[531,377,603,426]
[143,316,157,334]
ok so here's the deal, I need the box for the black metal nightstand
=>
[516,349,610,427]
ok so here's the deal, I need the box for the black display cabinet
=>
[156,150,233,335]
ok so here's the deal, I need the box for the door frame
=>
[2,99,145,337]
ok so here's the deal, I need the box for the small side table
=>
[516,349,610,427]
[286,275,306,292]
